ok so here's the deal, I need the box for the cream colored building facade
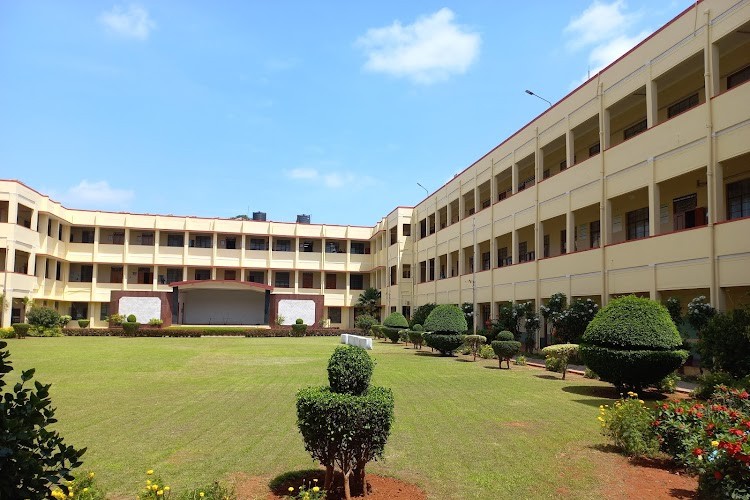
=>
[2,0,750,331]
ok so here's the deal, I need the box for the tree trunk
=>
[324,465,334,491]
[360,466,367,497]
[498,357,502,369]
[562,364,567,380]
[343,471,352,500]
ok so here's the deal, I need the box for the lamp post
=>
[417,183,429,196]
[525,89,552,107]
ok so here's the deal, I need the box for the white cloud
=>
[61,180,134,209]
[99,4,156,41]
[283,168,376,189]
[564,0,637,50]
[564,1,648,86]
[356,8,480,84]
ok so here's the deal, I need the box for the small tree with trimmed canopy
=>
[424,304,467,356]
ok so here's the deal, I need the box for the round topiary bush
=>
[121,321,140,337]
[126,314,137,323]
[407,329,425,349]
[383,312,409,343]
[77,319,90,328]
[491,336,521,369]
[12,323,30,339]
[327,345,374,396]
[496,330,514,341]
[295,318,304,325]
[291,320,307,337]
[412,324,424,332]
[423,304,467,356]
[580,295,688,390]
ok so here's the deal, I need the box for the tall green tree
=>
[356,287,381,319]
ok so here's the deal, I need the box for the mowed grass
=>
[5,337,613,499]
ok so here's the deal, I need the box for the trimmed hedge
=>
[12,323,30,339]
[327,345,374,396]
[62,327,349,338]
[580,295,688,390]
[407,330,425,349]
[491,339,521,369]
[425,333,465,356]
[541,343,579,380]
[121,322,140,336]
[291,323,307,336]
[496,330,514,341]
[77,319,90,328]
[424,305,467,334]
[383,312,408,343]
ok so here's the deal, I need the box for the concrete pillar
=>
[566,128,575,168]
[512,229,519,264]
[714,162,725,223]
[602,108,611,150]
[512,163,519,194]
[604,199,613,246]
[649,179,661,237]
[646,79,658,128]
[8,198,18,227]
[709,43,720,98]
[566,211,575,253]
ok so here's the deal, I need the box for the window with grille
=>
[275,272,290,288]
[302,272,314,288]
[100,303,109,321]
[589,142,600,157]
[167,234,184,247]
[166,268,182,283]
[482,252,490,270]
[402,223,411,236]
[560,229,567,254]
[274,239,291,252]
[543,235,550,258]
[497,247,509,267]
[249,238,267,250]
[325,273,337,289]
[328,307,342,324]
[402,264,411,279]
[667,93,699,118]
[626,207,649,240]
[247,271,264,283]
[590,221,601,248]
[623,119,647,140]
[350,274,364,290]
[727,178,750,220]
[727,65,750,90]
[519,241,528,262]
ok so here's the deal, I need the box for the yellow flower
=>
[165,486,170,491]
[288,487,295,492]
[84,488,89,493]
[313,486,320,492]
[597,416,604,422]
[599,405,604,409]
[152,485,159,491]
[199,493,205,498]
[712,440,720,447]
[157,490,164,496]
[69,493,74,498]
[638,400,645,404]
[147,480,152,486]
[147,470,154,475]
[89,472,95,479]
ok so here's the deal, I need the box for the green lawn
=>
[5,337,614,499]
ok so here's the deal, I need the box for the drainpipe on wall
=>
[703,9,720,311]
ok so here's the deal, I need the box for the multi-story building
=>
[2,0,750,333]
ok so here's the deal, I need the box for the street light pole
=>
[525,89,552,107]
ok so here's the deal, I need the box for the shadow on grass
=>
[482,365,508,370]
[268,469,325,495]
[455,358,477,363]
[534,374,562,380]
[414,351,441,357]
[561,385,669,401]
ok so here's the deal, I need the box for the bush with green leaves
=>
[148,318,164,326]
[59,315,72,328]
[126,314,137,323]
[77,319,90,328]
[424,304,467,356]
[327,345,374,396]
[296,346,394,498]
[541,343,579,380]
[491,330,521,369]
[464,334,487,361]
[354,314,377,335]
[697,306,750,379]
[291,320,307,337]
[410,303,436,329]
[580,295,688,391]
[407,329,424,349]
[0,341,86,498]
[26,306,62,330]
[598,393,659,457]
[12,323,30,339]
[686,295,715,333]
[478,344,495,359]
[121,321,140,336]
[383,312,408,343]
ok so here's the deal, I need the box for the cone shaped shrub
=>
[424,304,468,355]
[580,295,688,390]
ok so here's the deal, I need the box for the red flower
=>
[695,412,704,419]
[692,448,704,456]
[652,420,661,427]
[714,471,723,480]
[676,407,684,415]
[740,391,749,399]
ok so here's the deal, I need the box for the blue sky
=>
[0,1,689,226]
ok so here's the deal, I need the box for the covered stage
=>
[171,280,271,326]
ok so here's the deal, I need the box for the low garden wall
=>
[64,327,356,338]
